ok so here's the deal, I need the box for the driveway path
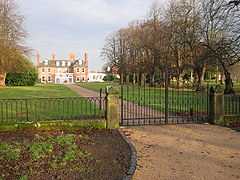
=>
[66,84,100,97]
[121,125,240,180]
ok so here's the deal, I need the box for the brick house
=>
[37,52,88,84]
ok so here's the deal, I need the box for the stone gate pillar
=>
[106,87,120,129]
[209,87,224,124]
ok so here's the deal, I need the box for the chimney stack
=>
[51,53,56,61]
[83,52,89,82]
[69,52,76,61]
[36,51,40,65]
[84,52,88,66]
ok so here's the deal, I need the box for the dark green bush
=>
[5,70,38,86]
[103,74,118,82]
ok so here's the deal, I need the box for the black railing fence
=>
[224,94,240,128]
[120,84,209,126]
[0,97,106,123]
[224,94,240,115]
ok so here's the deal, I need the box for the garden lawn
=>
[0,129,130,180]
[78,82,118,92]
[0,84,78,99]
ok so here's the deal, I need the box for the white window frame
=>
[56,61,60,67]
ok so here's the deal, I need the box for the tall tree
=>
[200,0,240,93]
[0,0,26,86]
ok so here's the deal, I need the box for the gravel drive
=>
[121,125,240,180]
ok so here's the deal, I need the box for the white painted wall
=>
[88,72,107,82]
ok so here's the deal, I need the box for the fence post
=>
[106,87,120,129]
[25,99,29,122]
[99,88,102,111]
[209,87,224,124]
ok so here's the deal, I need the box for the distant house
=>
[88,71,107,82]
[37,52,89,84]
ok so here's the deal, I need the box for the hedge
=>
[5,70,38,86]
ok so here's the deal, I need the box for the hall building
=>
[37,52,89,84]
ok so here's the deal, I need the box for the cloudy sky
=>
[18,0,165,71]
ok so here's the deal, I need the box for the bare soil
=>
[121,125,240,180]
[0,129,131,180]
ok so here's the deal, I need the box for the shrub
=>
[103,74,119,82]
[6,70,38,86]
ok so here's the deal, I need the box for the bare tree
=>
[0,0,26,86]
[200,0,240,93]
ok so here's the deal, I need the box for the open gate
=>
[120,83,209,126]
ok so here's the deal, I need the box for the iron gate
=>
[120,84,209,126]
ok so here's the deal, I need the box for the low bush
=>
[5,70,38,86]
[103,74,119,82]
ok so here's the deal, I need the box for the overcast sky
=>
[18,0,165,71]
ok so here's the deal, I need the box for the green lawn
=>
[0,84,78,99]
[0,84,104,123]
[78,82,118,92]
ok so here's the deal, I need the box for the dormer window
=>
[44,60,48,65]
[68,62,71,66]
[56,61,60,67]
[62,61,66,67]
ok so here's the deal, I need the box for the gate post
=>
[106,87,120,129]
[209,87,224,124]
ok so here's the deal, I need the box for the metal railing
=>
[224,94,240,128]
[120,84,209,126]
[0,97,106,123]
[224,94,240,115]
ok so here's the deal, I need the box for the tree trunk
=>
[120,72,124,85]
[141,73,145,87]
[133,73,136,85]
[126,74,130,84]
[0,72,6,87]
[224,71,234,94]
[150,73,155,87]
[221,63,234,94]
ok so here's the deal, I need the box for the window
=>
[48,68,50,73]
[82,68,85,73]
[62,61,66,67]
[77,68,80,73]
[44,60,48,65]
[76,77,80,82]
[42,76,45,82]
[48,76,51,82]
[56,61,60,67]
[68,62,71,66]
[42,68,45,73]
